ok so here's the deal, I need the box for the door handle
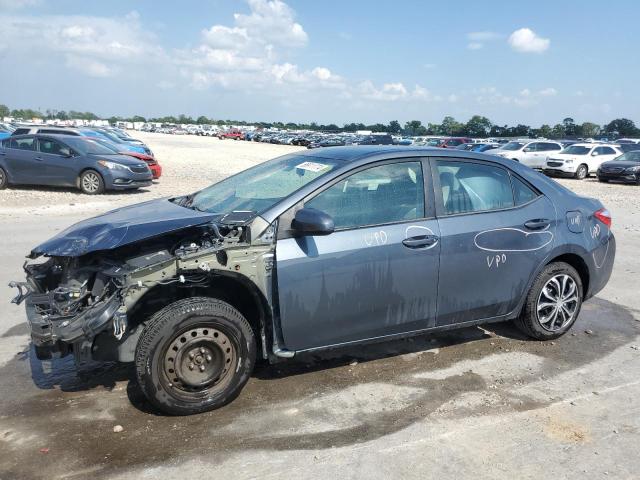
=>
[0,152,5,156]
[35,156,43,161]
[524,219,551,230]
[402,235,439,249]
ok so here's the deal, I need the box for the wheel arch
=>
[76,167,104,189]
[124,272,271,360]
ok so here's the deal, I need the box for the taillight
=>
[594,208,612,228]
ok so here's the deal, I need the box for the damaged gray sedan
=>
[11,146,616,415]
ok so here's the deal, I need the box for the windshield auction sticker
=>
[295,162,330,173]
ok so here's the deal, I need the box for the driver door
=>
[275,159,441,351]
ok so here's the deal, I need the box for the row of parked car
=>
[0,124,162,194]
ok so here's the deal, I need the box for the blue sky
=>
[1,0,638,126]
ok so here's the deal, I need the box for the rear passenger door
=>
[432,158,556,325]
[590,147,618,173]
[2,137,40,184]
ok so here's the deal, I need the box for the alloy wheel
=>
[576,165,588,180]
[82,172,101,193]
[536,274,579,331]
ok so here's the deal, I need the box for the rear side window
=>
[39,129,76,135]
[512,176,538,206]
[10,137,36,150]
[12,128,30,135]
[306,161,425,229]
[436,161,514,215]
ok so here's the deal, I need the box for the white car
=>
[487,140,563,169]
[543,143,623,180]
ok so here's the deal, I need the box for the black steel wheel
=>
[135,297,256,415]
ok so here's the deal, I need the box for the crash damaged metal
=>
[12,202,279,366]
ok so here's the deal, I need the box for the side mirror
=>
[592,151,599,156]
[292,208,334,236]
[523,147,532,152]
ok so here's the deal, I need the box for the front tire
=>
[135,297,256,415]
[514,262,583,340]
[0,166,8,189]
[575,164,588,180]
[79,169,105,194]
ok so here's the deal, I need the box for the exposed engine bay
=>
[11,216,276,364]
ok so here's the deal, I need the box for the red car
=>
[437,137,473,148]
[218,131,244,140]
[124,151,162,179]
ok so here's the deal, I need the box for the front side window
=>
[562,145,591,155]
[306,161,425,229]
[38,138,68,156]
[437,160,514,215]
[598,147,616,155]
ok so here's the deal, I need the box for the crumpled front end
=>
[12,256,131,360]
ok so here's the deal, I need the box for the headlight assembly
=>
[97,160,130,172]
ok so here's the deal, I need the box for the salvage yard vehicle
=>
[10,146,615,415]
[543,143,623,180]
[597,150,640,184]
[0,134,152,194]
[488,140,563,169]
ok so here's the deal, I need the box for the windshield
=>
[615,151,640,163]
[180,155,342,215]
[500,142,525,151]
[561,145,591,155]
[64,137,120,155]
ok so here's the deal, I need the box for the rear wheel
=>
[79,169,104,194]
[575,164,588,180]
[515,262,583,340]
[0,167,7,189]
[135,297,256,415]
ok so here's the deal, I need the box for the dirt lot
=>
[0,133,639,479]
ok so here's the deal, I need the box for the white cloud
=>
[65,55,114,77]
[539,87,557,96]
[508,28,550,53]
[467,42,483,50]
[233,0,308,48]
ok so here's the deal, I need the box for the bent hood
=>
[32,198,220,257]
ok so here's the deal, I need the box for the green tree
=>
[465,115,492,137]
[387,120,402,134]
[440,116,464,136]
[580,122,600,138]
[604,118,638,137]
[0,104,9,118]
[403,120,427,136]
[538,124,552,138]
[551,123,566,138]
[562,117,577,136]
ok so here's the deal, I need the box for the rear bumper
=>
[585,233,616,300]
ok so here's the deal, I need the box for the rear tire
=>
[135,297,256,415]
[79,169,105,194]
[575,164,588,180]
[0,167,7,189]
[514,262,583,340]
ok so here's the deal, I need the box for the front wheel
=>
[0,166,8,189]
[79,169,105,194]
[575,164,588,180]
[135,297,256,415]
[514,262,583,340]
